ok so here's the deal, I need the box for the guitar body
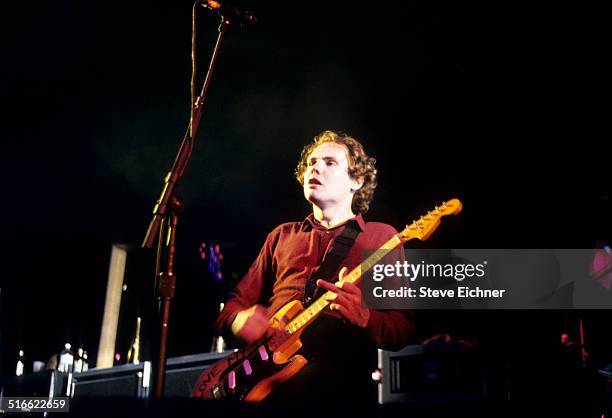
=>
[192,300,308,401]
[192,199,462,402]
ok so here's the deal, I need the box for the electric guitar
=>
[192,199,463,401]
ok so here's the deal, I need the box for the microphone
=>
[201,0,258,26]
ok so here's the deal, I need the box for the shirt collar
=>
[301,213,366,232]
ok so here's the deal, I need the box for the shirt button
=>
[325,231,330,234]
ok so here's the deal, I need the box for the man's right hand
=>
[230,305,269,343]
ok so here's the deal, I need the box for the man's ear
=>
[350,178,364,193]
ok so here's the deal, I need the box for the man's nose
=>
[312,160,325,174]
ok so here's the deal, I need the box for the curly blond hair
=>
[295,130,377,214]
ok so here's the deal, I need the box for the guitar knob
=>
[371,368,383,382]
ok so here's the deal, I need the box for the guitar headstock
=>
[398,198,462,243]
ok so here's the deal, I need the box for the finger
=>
[337,281,361,296]
[338,266,348,281]
[324,291,337,301]
[325,306,342,319]
[317,279,340,293]
[329,303,352,322]
[318,280,359,305]
[328,291,358,310]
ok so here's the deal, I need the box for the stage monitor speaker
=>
[71,362,151,398]
[0,370,67,398]
[163,351,232,397]
[69,351,231,399]
[377,343,487,404]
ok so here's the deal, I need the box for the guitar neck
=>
[282,198,462,338]
[285,234,403,336]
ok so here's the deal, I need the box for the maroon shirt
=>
[214,213,415,351]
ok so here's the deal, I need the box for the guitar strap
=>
[302,222,361,307]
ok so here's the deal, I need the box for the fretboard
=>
[285,234,403,335]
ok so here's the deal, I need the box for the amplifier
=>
[164,351,232,397]
[69,351,231,399]
[71,362,150,398]
[377,343,487,404]
[0,370,67,397]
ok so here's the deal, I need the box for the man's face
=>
[303,142,362,210]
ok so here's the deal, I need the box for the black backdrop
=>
[0,1,609,388]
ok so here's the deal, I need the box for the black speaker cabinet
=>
[0,370,67,397]
[377,343,487,404]
[163,351,231,397]
[71,362,151,398]
[69,351,231,399]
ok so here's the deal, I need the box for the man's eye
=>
[326,160,336,166]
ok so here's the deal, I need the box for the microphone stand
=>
[142,12,235,398]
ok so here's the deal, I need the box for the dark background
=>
[0,0,609,387]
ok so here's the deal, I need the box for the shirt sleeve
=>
[364,309,416,351]
[212,228,278,338]
[362,223,416,351]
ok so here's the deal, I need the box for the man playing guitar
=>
[212,130,415,402]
